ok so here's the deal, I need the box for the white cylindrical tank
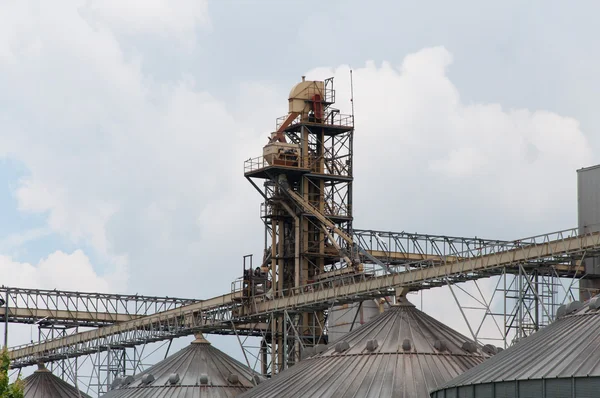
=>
[328,300,383,343]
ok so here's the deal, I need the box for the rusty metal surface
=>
[432,296,600,397]
[102,334,256,398]
[23,367,91,398]
[239,298,487,398]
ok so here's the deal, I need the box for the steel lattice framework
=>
[7,227,600,369]
[0,287,199,328]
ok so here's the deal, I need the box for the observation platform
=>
[276,112,354,135]
[244,155,311,179]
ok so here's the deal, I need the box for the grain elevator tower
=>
[242,76,358,375]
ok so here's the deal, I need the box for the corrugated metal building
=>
[578,164,600,300]
[238,298,489,398]
[102,334,258,398]
[431,296,600,398]
[23,363,91,398]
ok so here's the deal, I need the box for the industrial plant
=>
[2,76,600,397]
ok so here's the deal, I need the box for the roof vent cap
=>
[35,363,49,372]
[434,340,447,352]
[141,374,155,385]
[482,344,498,356]
[168,373,180,385]
[121,375,134,386]
[402,339,412,351]
[496,347,504,352]
[462,341,477,353]
[302,347,316,359]
[566,300,583,314]
[589,296,600,310]
[335,341,350,353]
[366,339,378,352]
[556,304,567,319]
[199,373,209,385]
[227,374,240,384]
[110,378,123,390]
[253,375,265,385]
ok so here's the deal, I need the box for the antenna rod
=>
[350,69,355,123]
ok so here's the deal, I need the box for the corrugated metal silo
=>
[102,333,259,398]
[238,297,489,398]
[23,363,91,398]
[431,296,600,398]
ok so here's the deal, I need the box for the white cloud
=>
[0,228,51,253]
[83,0,210,39]
[0,1,266,296]
[306,47,591,238]
[0,250,119,292]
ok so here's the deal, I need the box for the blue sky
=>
[1,0,599,383]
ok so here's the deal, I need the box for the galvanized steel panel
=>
[578,166,600,272]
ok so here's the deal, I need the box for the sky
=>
[0,0,598,392]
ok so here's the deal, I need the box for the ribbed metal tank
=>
[238,297,489,398]
[102,333,258,398]
[327,299,383,343]
[578,164,600,300]
[23,363,91,398]
[431,295,600,398]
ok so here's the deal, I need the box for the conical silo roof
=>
[102,333,258,398]
[239,298,489,398]
[23,363,91,398]
[431,295,600,398]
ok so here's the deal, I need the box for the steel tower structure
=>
[243,76,356,373]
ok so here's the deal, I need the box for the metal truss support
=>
[0,286,200,327]
[353,229,509,267]
[7,228,600,379]
[446,259,586,349]
[85,339,173,397]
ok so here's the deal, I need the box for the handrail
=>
[275,111,353,131]
[244,155,312,174]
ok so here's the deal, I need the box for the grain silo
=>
[238,297,489,398]
[23,363,91,398]
[431,296,600,398]
[102,333,259,398]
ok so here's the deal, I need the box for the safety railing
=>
[244,155,315,174]
[275,111,354,131]
[352,229,509,266]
